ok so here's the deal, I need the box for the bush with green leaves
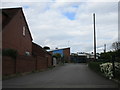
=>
[100,63,113,79]
[88,62,102,72]
[100,62,120,80]
[114,62,120,80]
[2,49,18,59]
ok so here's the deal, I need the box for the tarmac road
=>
[2,63,119,88]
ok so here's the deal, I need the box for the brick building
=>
[2,7,32,55]
[2,7,53,76]
[32,42,52,67]
[50,47,70,63]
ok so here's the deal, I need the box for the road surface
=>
[2,63,119,88]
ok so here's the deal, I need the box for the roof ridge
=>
[1,7,22,10]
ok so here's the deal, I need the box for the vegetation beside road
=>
[88,41,120,83]
[88,62,102,73]
[2,49,18,59]
[88,61,120,81]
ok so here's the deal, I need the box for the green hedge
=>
[88,62,102,73]
[2,49,18,59]
[115,67,120,80]
[88,61,120,81]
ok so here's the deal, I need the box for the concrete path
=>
[2,63,119,88]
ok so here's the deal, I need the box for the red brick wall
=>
[63,48,70,62]
[2,9,32,55]
[2,55,52,76]
[32,42,52,67]
[36,56,48,70]
[2,57,16,75]
[16,56,36,73]
[32,43,45,57]
[46,54,52,67]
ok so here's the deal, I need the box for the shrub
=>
[2,49,18,59]
[88,62,102,73]
[100,63,113,79]
[100,62,120,80]
[114,62,120,80]
[115,69,120,80]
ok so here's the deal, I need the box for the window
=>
[23,26,26,36]
[25,51,30,56]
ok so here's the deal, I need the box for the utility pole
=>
[93,13,96,61]
[104,44,106,53]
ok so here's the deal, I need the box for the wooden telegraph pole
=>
[93,13,96,61]
[104,44,106,53]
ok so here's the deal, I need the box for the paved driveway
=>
[2,63,119,88]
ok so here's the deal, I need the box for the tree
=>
[53,53,62,64]
[100,52,112,60]
[112,41,120,51]
[43,46,50,50]
[53,53,61,59]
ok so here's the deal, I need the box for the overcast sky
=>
[1,0,119,53]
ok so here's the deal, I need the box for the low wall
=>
[2,55,52,76]
[2,57,15,75]
[46,54,52,67]
[16,56,36,73]
[36,56,48,70]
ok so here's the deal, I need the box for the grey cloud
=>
[1,1,118,53]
